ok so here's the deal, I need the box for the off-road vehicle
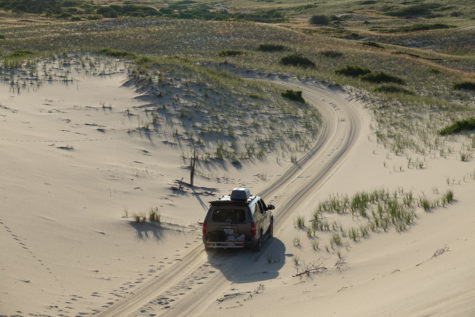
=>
[202,188,274,251]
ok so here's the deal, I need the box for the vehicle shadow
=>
[206,237,286,283]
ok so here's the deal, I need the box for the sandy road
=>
[96,78,362,317]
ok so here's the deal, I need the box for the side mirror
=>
[267,204,275,210]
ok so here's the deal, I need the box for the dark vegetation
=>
[361,41,384,49]
[97,3,285,22]
[453,81,475,91]
[394,23,452,33]
[335,65,371,77]
[280,54,315,68]
[281,90,304,102]
[257,44,288,52]
[0,0,285,22]
[385,4,437,18]
[99,48,136,59]
[439,118,475,135]
[309,15,330,26]
[0,0,84,14]
[373,85,414,95]
[360,72,405,85]
[218,49,245,57]
[5,50,35,58]
[97,4,159,18]
[320,50,343,58]
[0,0,94,19]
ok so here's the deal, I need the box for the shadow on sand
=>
[129,221,164,240]
[206,237,286,283]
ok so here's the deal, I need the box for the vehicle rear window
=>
[211,208,246,223]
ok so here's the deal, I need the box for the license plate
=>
[224,228,234,235]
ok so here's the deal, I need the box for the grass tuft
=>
[295,216,305,229]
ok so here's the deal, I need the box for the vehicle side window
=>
[258,200,266,213]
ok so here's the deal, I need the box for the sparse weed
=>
[293,237,301,248]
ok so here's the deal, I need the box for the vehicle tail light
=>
[251,222,256,236]
[202,221,207,235]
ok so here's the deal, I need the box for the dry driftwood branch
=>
[293,265,327,277]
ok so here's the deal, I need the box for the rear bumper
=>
[205,241,246,249]
[203,236,256,249]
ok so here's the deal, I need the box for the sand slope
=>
[1,66,474,317]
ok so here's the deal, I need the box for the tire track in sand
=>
[96,78,362,317]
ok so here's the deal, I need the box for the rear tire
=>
[253,237,262,252]
[268,219,273,239]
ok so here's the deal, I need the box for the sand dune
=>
[1,61,474,317]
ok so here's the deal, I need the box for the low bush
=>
[320,50,343,58]
[5,50,35,58]
[395,23,452,33]
[99,48,135,59]
[453,81,475,91]
[361,41,384,48]
[374,85,414,95]
[97,4,159,18]
[309,15,330,26]
[439,118,475,135]
[257,43,288,52]
[386,5,434,17]
[218,49,244,57]
[335,65,371,77]
[282,90,304,102]
[280,54,315,68]
[360,72,405,85]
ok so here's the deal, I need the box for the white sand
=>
[1,68,474,317]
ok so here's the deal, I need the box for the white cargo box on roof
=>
[230,188,251,201]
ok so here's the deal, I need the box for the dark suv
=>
[202,188,274,251]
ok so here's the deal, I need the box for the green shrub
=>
[97,4,159,18]
[6,50,34,58]
[386,5,434,17]
[360,72,405,85]
[99,48,135,59]
[309,15,330,26]
[439,118,475,135]
[218,49,244,57]
[361,41,384,48]
[396,23,452,33]
[320,50,343,58]
[282,90,304,102]
[280,54,315,68]
[374,85,414,95]
[257,43,287,52]
[335,65,371,77]
[429,68,441,74]
[453,81,475,91]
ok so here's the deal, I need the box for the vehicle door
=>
[253,202,264,238]
[256,199,270,235]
